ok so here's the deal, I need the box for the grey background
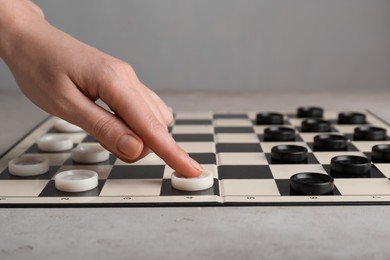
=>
[1,0,389,91]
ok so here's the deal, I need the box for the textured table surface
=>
[1,89,390,260]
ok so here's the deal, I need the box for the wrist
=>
[0,0,45,59]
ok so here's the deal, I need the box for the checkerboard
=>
[1,109,389,206]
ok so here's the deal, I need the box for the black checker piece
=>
[218,165,273,179]
[275,179,341,196]
[216,143,262,153]
[372,144,390,163]
[323,164,387,178]
[108,165,165,179]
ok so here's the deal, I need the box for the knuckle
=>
[92,115,117,143]
[146,114,168,136]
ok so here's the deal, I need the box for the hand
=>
[0,0,203,177]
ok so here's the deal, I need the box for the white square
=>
[351,141,390,152]
[260,142,312,153]
[100,179,162,196]
[215,133,259,143]
[115,153,165,165]
[172,125,214,134]
[334,179,390,195]
[221,179,280,196]
[0,180,49,196]
[334,125,364,134]
[270,164,328,179]
[218,153,268,165]
[288,118,304,127]
[213,119,253,127]
[375,164,390,178]
[174,112,213,120]
[313,152,366,164]
[177,142,216,153]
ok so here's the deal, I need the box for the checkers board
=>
[1,108,390,207]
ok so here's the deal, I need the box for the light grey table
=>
[1,89,390,260]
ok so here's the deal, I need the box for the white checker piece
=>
[171,170,213,191]
[215,133,259,143]
[334,179,390,196]
[270,164,328,179]
[260,142,312,153]
[56,165,113,179]
[221,179,280,196]
[218,153,268,165]
[163,164,218,179]
[20,153,70,166]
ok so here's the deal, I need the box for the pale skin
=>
[0,0,203,177]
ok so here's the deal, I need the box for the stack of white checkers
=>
[8,119,212,193]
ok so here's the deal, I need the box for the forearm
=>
[0,0,45,59]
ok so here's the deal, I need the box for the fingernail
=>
[117,134,141,159]
[189,157,203,173]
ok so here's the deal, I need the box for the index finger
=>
[104,84,203,178]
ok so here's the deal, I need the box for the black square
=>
[214,127,255,134]
[218,165,273,179]
[0,166,60,180]
[160,179,219,196]
[174,119,212,125]
[265,153,320,164]
[323,164,387,178]
[108,165,165,179]
[188,153,217,164]
[39,180,105,197]
[173,134,214,142]
[216,143,262,153]
[63,154,117,165]
[82,135,98,142]
[257,134,303,142]
[213,114,248,119]
[275,179,341,196]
